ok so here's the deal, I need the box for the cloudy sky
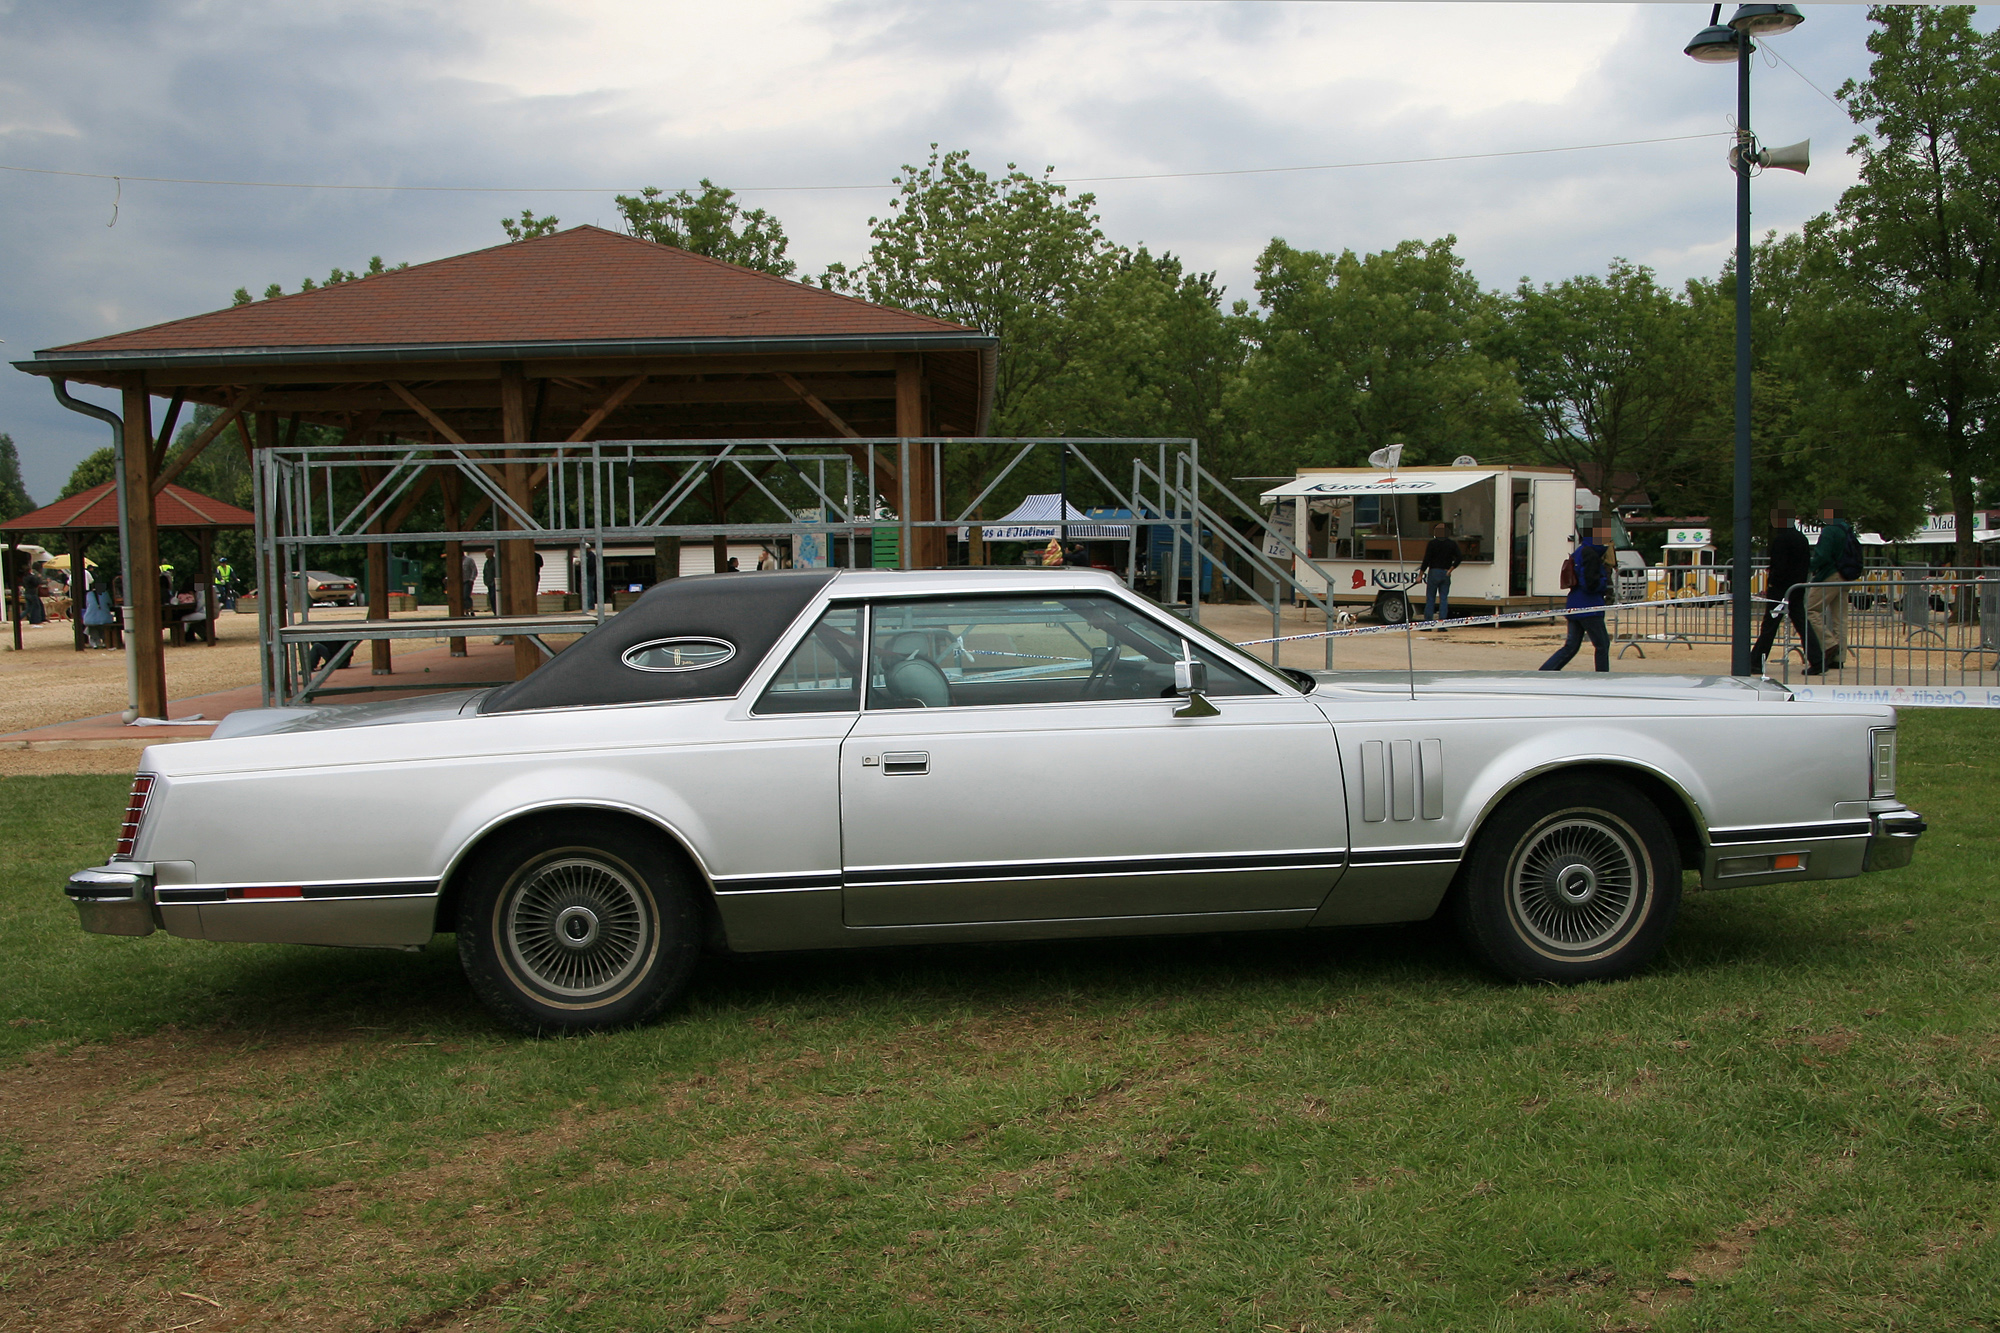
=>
[0,1,1961,501]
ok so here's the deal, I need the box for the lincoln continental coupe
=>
[68,569,1925,1032]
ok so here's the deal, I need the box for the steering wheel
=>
[1080,645,1120,699]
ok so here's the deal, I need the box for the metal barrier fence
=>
[1611,563,1735,658]
[1765,569,2000,705]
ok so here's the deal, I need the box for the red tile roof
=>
[1,482,254,532]
[44,226,975,355]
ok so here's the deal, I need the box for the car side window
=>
[865,595,1271,710]
[753,606,862,714]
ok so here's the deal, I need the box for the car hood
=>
[209,690,491,739]
[1302,670,1794,705]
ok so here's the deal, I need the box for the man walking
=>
[1807,503,1860,672]
[1540,527,1614,673]
[1750,508,1818,675]
[1418,522,1461,626]
[460,547,480,617]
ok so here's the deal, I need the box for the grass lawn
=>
[1,711,1995,1331]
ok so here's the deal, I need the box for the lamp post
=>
[1685,3,1805,676]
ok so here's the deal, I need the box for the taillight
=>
[1869,728,1897,798]
[114,774,155,859]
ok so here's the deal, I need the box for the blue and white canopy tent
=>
[972,493,1133,542]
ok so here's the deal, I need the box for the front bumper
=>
[67,864,157,936]
[1864,809,1926,872]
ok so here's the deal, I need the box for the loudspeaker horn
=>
[1759,138,1810,174]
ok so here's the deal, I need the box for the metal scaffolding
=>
[254,435,1357,705]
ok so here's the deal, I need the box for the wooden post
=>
[653,535,681,590]
[362,458,392,675]
[442,470,467,657]
[7,538,19,652]
[120,378,169,719]
[69,533,88,651]
[896,354,943,569]
[711,467,730,572]
[498,364,539,680]
[194,528,216,646]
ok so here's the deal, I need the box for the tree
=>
[231,255,406,306]
[614,181,794,276]
[60,447,116,499]
[0,433,32,521]
[1009,249,1252,457]
[501,209,561,242]
[823,147,1124,432]
[1807,5,2000,567]
[1500,260,1710,515]
[1237,236,1521,469]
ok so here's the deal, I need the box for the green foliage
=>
[500,209,560,242]
[614,181,794,276]
[1500,260,1709,513]
[59,447,116,500]
[0,433,32,521]
[1803,4,2000,563]
[822,147,1121,431]
[236,255,406,305]
[1002,249,1258,490]
[1240,236,1522,469]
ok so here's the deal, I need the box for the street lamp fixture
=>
[1683,2,1804,677]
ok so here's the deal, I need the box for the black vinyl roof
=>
[479,569,836,714]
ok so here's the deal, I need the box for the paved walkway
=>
[0,640,521,751]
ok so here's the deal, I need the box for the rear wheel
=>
[456,818,701,1033]
[1376,591,1410,625]
[1453,777,1680,983]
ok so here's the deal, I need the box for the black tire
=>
[456,817,702,1033]
[1376,591,1410,625]
[1453,776,1680,983]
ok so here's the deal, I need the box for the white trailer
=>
[1260,466,1577,622]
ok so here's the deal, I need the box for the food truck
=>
[1260,465,1577,622]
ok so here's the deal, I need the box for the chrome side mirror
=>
[1172,657,1219,718]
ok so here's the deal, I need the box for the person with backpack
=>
[1750,507,1821,675]
[1807,503,1862,672]
[1540,527,1615,673]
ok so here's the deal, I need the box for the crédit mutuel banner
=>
[1788,683,2000,709]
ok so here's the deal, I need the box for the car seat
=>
[880,632,952,708]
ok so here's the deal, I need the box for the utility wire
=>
[0,132,1731,198]
[1762,42,1847,111]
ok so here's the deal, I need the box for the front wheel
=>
[1453,777,1681,983]
[1376,591,1410,625]
[456,818,701,1033]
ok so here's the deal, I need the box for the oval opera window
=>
[621,637,737,673]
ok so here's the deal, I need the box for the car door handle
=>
[881,751,930,775]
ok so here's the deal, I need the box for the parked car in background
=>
[65,568,1925,1033]
[1615,549,1649,603]
[304,571,361,606]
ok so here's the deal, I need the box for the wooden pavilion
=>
[0,481,254,652]
[13,226,996,717]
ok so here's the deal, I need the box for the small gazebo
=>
[0,481,254,652]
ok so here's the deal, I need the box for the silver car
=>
[67,568,1925,1032]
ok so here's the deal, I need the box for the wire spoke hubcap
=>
[1510,815,1645,954]
[503,855,652,999]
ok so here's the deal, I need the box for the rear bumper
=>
[66,864,157,936]
[1864,809,1926,872]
